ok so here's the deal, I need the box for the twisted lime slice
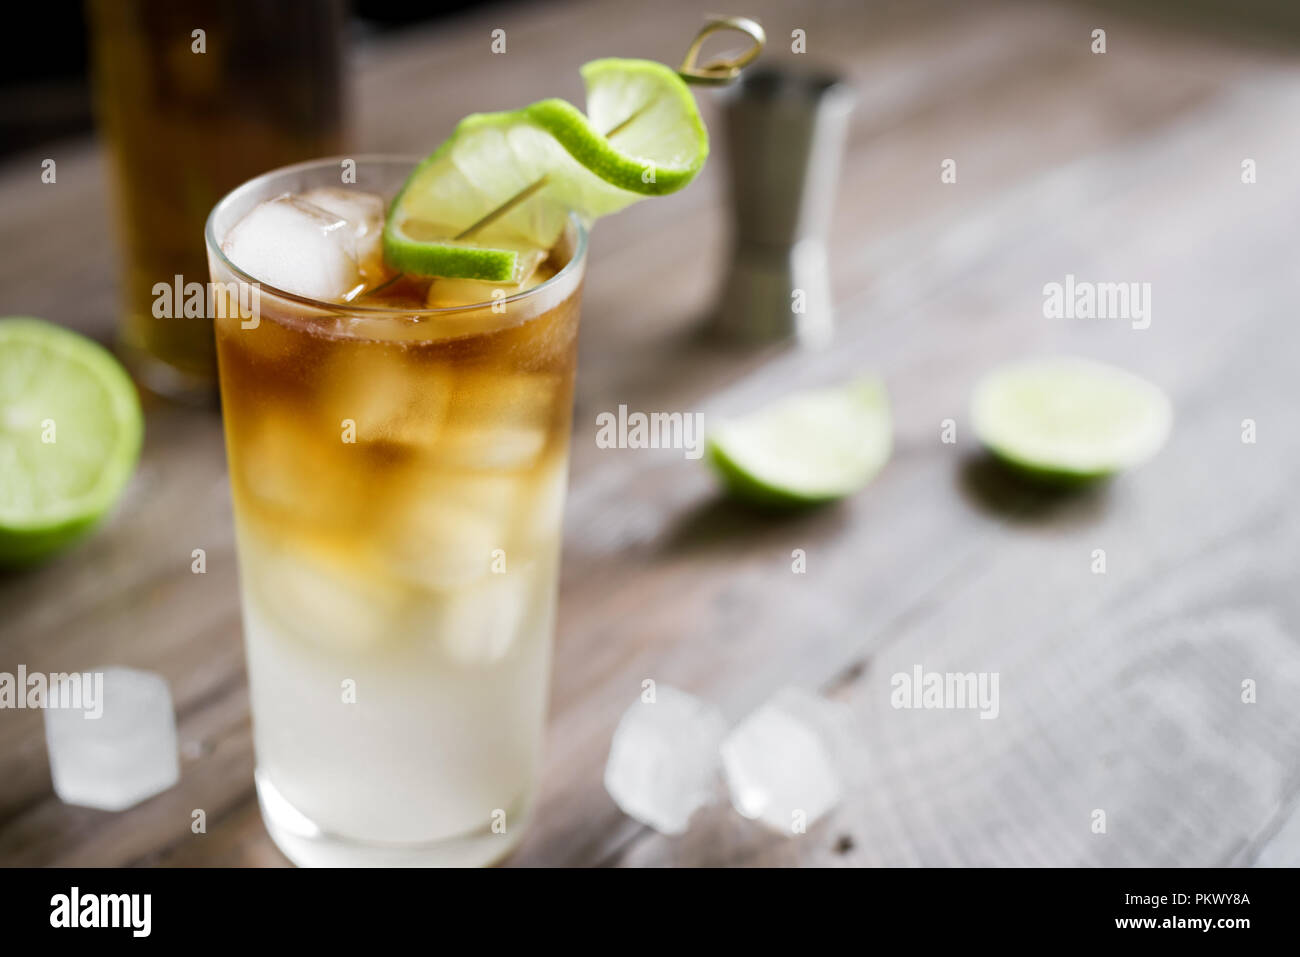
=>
[707,379,893,507]
[971,356,1172,482]
[384,58,709,280]
[0,317,143,565]
[383,232,534,284]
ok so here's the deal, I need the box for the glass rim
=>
[203,154,589,316]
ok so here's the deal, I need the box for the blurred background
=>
[6,0,1300,161]
[2,0,1299,867]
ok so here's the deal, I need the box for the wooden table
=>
[3,0,1299,867]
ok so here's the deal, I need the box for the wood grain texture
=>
[1,0,1298,867]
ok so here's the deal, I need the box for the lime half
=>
[708,379,892,507]
[0,318,143,565]
[384,57,709,279]
[971,356,1171,483]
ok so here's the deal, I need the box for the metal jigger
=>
[712,69,854,347]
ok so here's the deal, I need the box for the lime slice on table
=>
[384,57,709,281]
[707,379,892,507]
[0,318,143,566]
[971,356,1172,483]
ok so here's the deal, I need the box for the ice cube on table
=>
[604,687,727,835]
[221,195,362,301]
[44,667,180,812]
[721,687,849,836]
[299,187,385,267]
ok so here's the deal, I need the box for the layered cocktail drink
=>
[207,159,584,866]
[206,55,710,866]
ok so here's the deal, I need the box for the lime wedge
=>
[707,379,892,507]
[384,57,708,277]
[971,356,1172,482]
[0,317,143,565]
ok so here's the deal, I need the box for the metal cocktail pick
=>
[677,15,767,85]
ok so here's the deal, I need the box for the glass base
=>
[255,769,529,868]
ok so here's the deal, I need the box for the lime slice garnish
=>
[383,226,527,283]
[971,356,1172,482]
[707,379,892,507]
[384,57,708,278]
[0,317,143,565]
